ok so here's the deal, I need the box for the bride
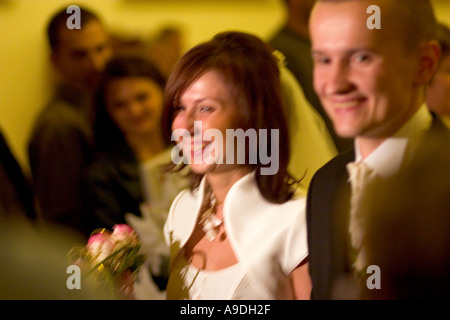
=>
[161,31,312,300]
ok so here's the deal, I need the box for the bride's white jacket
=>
[164,172,308,299]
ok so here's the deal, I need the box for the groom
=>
[306,0,450,299]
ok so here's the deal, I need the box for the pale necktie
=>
[346,161,378,274]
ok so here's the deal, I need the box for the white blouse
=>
[170,251,245,300]
[164,172,308,300]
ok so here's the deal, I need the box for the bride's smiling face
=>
[171,70,242,174]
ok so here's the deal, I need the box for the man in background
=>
[28,5,112,236]
[427,23,450,128]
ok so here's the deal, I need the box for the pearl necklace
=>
[199,191,223,241]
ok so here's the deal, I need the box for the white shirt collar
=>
[354,104,432,178]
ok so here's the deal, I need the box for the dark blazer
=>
[306,114,450,300]
[82,144,142,235]
[0,129,36,220]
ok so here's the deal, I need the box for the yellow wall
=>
[0,0,286,171]
[1,0,450,172]
[433,0,450,24]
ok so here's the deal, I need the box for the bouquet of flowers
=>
[68,224,146,298]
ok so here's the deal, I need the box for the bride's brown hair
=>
[162,31,298,204]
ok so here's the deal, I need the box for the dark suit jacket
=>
[0,129,36,220]
[306,114,450,299]
[82,144,143,235]
[28,85,93,233]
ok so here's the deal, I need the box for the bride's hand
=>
[118,270,136,299]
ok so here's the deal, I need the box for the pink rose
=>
[111,224,137,244]
[87,232,115,265]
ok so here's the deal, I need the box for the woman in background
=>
[83,56,187,296]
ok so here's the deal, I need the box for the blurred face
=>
[52,20,112,91]
[427,55,450,116]
[171,70,243,175]
[105,77,164,137]
[310,0,421,140]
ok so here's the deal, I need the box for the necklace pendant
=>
[200,189,223,242]
[202,216,222,242]
[205,228,218,241]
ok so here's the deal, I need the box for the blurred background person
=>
[145,26,184,80]
[427,22,450,128]
[109,25,184,82]
[83,55,187,297]
[83,55,167,231]
[27,5,113,236]
[1,125,110,299]
[0,210,111,300]
[1,127,36,221]
[270,0,353,153]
